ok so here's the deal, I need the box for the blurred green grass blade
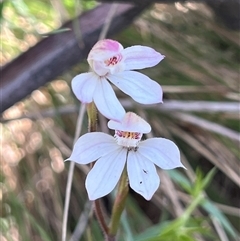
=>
[125,196,152,231]
[0,0,4,21]
[133,222,168,241]
[0,218,14,241]
[11,0,34,18]
[167,170,192,193]
[121,211,134,241]
[40,28,72,37]
[178,234,195,241]
[8,192,53,241]
[169,167,237,238]
[202,200,238,239]
[193,167,216,197]
[200,167,217,190]
[134,179,205,241]
[0,217,9,232]
[26,212,53,241]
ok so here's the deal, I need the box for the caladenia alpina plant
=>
[67,112,185,201]
[67,39,184,240]
[71,39,164,121]
[67,113,185,239]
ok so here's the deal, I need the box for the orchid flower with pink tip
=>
[72,39,165,121]
[66,112,185,201]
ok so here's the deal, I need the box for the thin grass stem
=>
[62,104,86,241]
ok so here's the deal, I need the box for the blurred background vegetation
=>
[1,0,239,241]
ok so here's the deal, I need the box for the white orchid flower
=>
[72,39,165,121]
[67,112,185,201]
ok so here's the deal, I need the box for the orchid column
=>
[67,39,185,240]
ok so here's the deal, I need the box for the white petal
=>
[66,132,118,164]
[86,148,127,200]
[71,72,98,103]
[122,46,164,70]
[108,112,151,133]
[127,151,160,200]
[108,71,163,104]
[93,78,126,121]
[138,138,185,169]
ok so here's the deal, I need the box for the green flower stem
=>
[87,102,98,132]
[108,165,129,238]
[86,102,109,236]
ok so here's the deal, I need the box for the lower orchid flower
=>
[66,112,185,200]
[72,39,165,121]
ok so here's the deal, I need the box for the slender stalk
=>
[99,3,119,40]
[62,104,86,241]
[94,199,109,235]
[87,102,98,132]
[108,165,129,238]
[86,102,109,236]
